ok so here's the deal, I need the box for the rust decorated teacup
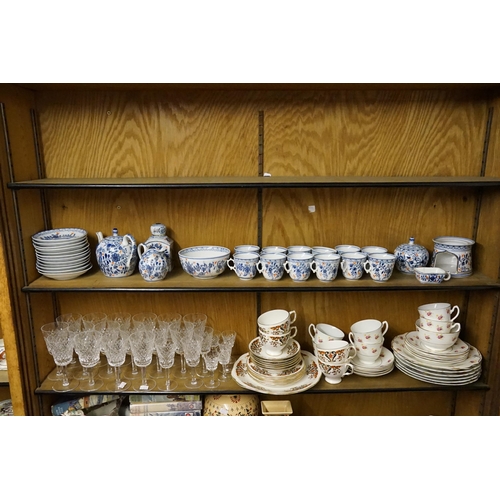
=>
[314,340,356,364]
[258,309,297,336]
[318,360,354,384]
[259,326,298,356]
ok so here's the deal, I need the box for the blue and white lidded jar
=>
[394,237,429,274]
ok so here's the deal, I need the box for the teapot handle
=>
[123,235,136,267]
[137,242,147,259]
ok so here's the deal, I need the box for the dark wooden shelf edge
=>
[9,176,500,190]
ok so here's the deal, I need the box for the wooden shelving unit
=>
[2,83,500,416]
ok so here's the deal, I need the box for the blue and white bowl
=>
[179,246,231,279]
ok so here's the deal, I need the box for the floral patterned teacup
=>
[256,253,287,281]
[414,328,459,351]
[227,252,260,280]
[416,317,460,334]
[340,252,367,280]
[354,342,383,364]
[363,252,396,282]
[311,253,341,282]
[417,302,460,322]
[350,319,388,343]
[284,252,313,282]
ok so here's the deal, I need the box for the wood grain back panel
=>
[37,90,261,178]
[46,188,258,265]
[262,187,477,253]
[262,90,488,177]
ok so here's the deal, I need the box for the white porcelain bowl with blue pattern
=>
[179,246,231,279]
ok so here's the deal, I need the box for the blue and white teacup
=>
[311,253,341,282]
[363,252,396,282]
[227,251,260,280]
[340,252,367,280]
[256,253,287,281]
[284,252,314,282]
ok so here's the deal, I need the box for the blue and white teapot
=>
[96,228,138,278]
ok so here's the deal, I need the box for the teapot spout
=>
[96,231,104,243]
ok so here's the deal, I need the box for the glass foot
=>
[77,378,104,392]
[52,379,80,392]
[105,379,131,391]
[131,378,156,391]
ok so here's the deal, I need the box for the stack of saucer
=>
[32,228,92,280]
[392,333,482,385]
[351,347,394,377]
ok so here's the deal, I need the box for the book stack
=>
[51,394,122,416]
[128,394,202,416]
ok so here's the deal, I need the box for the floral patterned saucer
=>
[232,351,321,395]
[351,346,394,377]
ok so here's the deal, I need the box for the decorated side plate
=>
[32,228,88,243]
[232,350,321,395]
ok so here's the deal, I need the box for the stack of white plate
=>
[351,346,394,377]
[32,228,92,280]
[391,332,482,385]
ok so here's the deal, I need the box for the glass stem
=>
[88,367,95,387]
[180,354,186,374]
[61,365,69,387]
[107,363,113,375]
[131,358,138,375]
[191,366,197,384]
[56,366,63,376]
[141,366,147,387]
[209,370,215,387]
[114,366,121,388]
[165,367,171,390]
[201,357,208,374]
[156,356,161,373]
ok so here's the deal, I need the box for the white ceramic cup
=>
[350,319,388,343]
[416,317,461,334]
[335,245,361,254]
[287,245,312,254]
[354,342,384,364]
[318,360,354,384]
[234,245,260,254]
[314,340,356,364]
[417,302,460,322]
[259,326,298,356]
[311,246,337,255]
[415,327,459,351]
[257,309,297,335]
[349,331,384,347]
[309,323,345,343]
[360,246,388,255]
